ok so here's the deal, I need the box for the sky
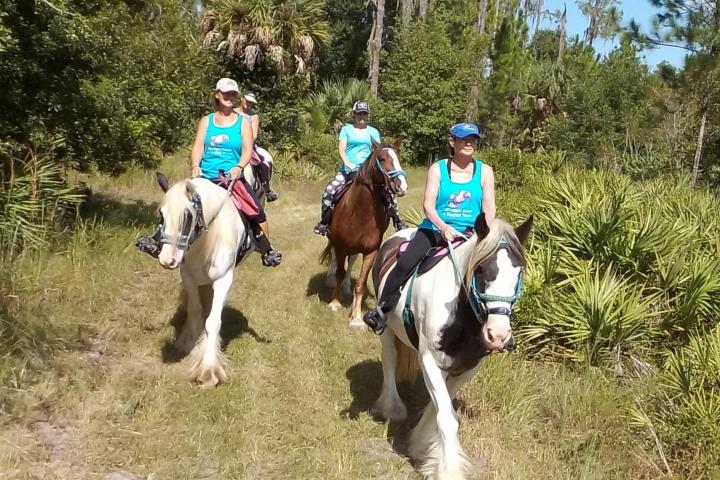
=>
[539,0,686,69]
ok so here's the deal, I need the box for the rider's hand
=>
[442,226,459,242]
[191,165,202,178]
[229,165,243,179]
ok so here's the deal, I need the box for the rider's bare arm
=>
[190,116,209,177]
[338,139,355,171]
[481,165,496,224]
[423,163,454,237]
[250,115,260,142]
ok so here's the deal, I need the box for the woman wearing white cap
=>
[313,100,405,236]
[235,92,279,202]
[363,122,496,333]
[137,78,281,266]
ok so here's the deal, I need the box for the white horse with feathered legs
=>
[370,212,533,479]
[153,172,253,387]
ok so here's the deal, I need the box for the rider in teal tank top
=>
[201,113,242,180]
[418,158,483,232]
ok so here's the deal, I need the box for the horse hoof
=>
[328,301,342,311]
[347,316,366,329]
[194,363,227,388]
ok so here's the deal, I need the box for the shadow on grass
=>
[80,189,158,228]
[306,272,357,305]
[341,358,429,458]
[161,302,271,363]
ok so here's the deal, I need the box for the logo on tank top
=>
[210,134,230,147]
[448,190,472,208]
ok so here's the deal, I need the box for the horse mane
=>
[464,219,524,291]
[356,142,395,187]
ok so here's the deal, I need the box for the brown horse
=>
[320,139,408,327]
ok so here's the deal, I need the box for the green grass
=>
[0,155,670,479]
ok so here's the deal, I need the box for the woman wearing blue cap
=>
[363,122,496,333]
[313,100,405,236]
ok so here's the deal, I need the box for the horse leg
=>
[174,276,203,354]
[410,350,470,480]
[371,330,407,421]
[325,248,337,289]
[343,254,357,298]
[190,271,233,388]
[328,250,347,311]
[348,251,376,328]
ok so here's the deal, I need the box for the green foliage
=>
[376,20,471,164]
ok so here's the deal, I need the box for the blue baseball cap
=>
[450,123,480,139]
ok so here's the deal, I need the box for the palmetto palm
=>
[201,0,331,74]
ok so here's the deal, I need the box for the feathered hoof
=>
[328,300,343,311]
[347,315,366,329]
[194,362,227,388]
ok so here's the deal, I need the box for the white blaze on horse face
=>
[481,249,520,351]
[387,149,408,196]
[157,205,186,269]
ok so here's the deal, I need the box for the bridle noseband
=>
[373,147,406,192]
[158,191,206,251]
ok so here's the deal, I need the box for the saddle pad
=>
[332,176,355,203]
[397,236,469,275]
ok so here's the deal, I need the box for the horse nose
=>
[395,177,408,196]
[484,327,512,352]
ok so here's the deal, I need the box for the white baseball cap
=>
[215,78,239,93]
[244,92,258,104]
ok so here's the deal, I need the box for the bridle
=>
[372,146,406,194]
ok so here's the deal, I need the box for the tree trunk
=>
[492,0,501,41]
[691,107,707,187]
[557,6,567,63]
[534,0,544,32]
[400,0,414,26]
[477,0,488,34]
[418,0,429,18]
[368,0,385,96]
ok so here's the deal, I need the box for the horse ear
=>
[474,212,490,239]
[156,172,170,193]
[392,136,403,149]
[515,215,534,246]
[185,181,197,197]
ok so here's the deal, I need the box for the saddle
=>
[332,174,356,204]
[399,236,470,275]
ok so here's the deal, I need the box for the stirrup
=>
[262,249,282,267]
[265,190,279,202]
[363,306,387,335]
[136,235,161,258]
[314,222,329,236]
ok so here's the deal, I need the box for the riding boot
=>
[135,229,162,258]
[250,222,282,267]
[258,163,278,202]
[313,204,333,236]
[383,194,407,231]
[363,291,401,334]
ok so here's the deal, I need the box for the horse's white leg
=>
[348,252,375,328]
[410,350,470,480]
[371,330,407,421]
[343,254,357,298]
[174,277,203,354]
[325,248,337,288]
[190,271,233,388]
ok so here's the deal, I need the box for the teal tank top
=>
[201,113,243,180]
[419,159,483,232]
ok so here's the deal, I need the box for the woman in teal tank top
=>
[363,122,496,333]
[136,78,282,267]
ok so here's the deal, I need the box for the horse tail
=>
[395,335,419,383]
[319,241,332,265]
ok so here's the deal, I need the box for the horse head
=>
[464,213,533,352]
[367,137,408,197]
[154,172,207,270]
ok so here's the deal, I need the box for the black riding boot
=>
[250,222,282,267]
[257,163,278,202]
[313,204,333,236]
[383,195,407,231]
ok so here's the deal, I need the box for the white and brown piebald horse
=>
[371,212,533,479]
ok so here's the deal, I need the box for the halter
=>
[157,175,237,251]
[447,234,524,323]
[374,147,406,191]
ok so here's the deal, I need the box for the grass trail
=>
[0,157,664,479]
